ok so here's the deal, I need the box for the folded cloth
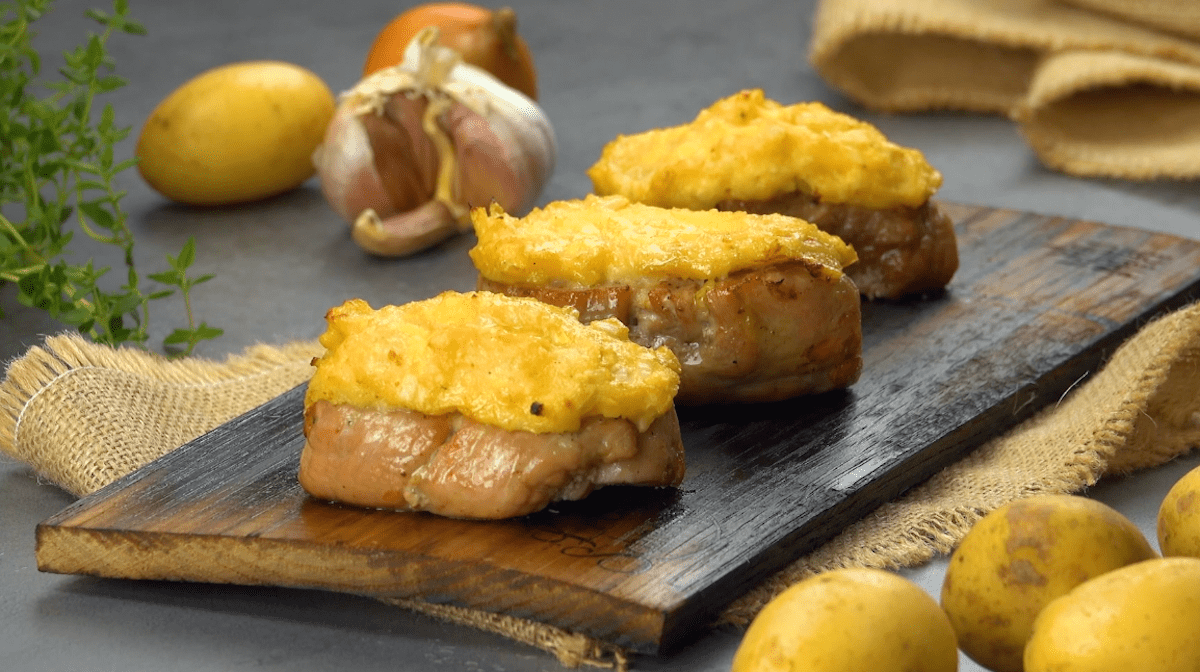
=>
[0,336,322,496]
[1058,0,1200,39]
[1017,49,1200,178]
[810,0,1200,179]
[5,301,1200,668]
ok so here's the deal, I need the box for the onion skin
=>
[363,3,538,101]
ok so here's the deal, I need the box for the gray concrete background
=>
[3,1,1200,670]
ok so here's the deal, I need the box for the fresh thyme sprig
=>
[1,0,222,356]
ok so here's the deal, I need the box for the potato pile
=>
[732,465,1200,672]
[939,494,1157,672]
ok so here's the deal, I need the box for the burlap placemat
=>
[1057,0,1200,40]
[5,300,1200,669]
[810,0,1200,179]
[1015,49,1200,179]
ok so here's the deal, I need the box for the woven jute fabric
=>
[5,301,1200,669]
[0,336,323,496]
[1056,0,1200,40]
[1015,49,1200,179]
[810,0,1200,179]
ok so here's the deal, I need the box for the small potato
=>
[136,61,335,205]
[1159,464,1200,557]
[732,567,958,672]
[1025,557,1200,672]
[939,494,1156,672]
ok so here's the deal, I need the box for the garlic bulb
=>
[313,27,556,257]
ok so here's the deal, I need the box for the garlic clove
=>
[441,102,526,214]
[457,103,554,217]
[375,94,440,210]
[313,104,390,223]
[439,44,556,209]
[351,200,460,257]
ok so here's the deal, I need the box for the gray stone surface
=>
[3,1,1199,670]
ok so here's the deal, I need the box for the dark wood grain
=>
[35,204,1200,654]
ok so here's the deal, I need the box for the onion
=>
[362,3,538,101]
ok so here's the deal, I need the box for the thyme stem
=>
[0,0,222,355]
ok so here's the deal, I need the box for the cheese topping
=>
[587,89,942,210]
[305,292,681,434]
[469,194,857,287]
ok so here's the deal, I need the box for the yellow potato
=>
[939,494,1157,672]
[731,567,957,672]
[136,61,335,205]
[1025,557,1200,672]
[1159,464,1200,557]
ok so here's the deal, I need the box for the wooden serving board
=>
[36,204,1200,654]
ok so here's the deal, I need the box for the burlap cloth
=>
[5,300,1200,669]
[811,0,1200,179]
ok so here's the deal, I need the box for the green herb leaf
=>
[0,0,221,356]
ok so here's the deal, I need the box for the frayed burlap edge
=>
[380,597,630,671]
[809,0,1200,114]
[0,334,323,495]
[810,0,1200,179]
[1055,0,1200,40]
[1014,49,1200,179]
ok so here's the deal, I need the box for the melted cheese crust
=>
[587,89,942,210]
[469,194,857,287]
[305,292,680,434]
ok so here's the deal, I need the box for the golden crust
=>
[587,89,942,211]
[305,292,680,434]
[468,194,857,288]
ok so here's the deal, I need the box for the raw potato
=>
[136,61,335,205]
[731,567,958,672]
[1025,557,1200,672]
[939,494,1157,672]
[1159,464,1200,557]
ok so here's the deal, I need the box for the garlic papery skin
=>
[313,27,556,257]
[312,104,398,224]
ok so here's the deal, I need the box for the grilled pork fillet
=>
[480,259,862,405]
[300,399,685,519]
[717,193,958,300]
